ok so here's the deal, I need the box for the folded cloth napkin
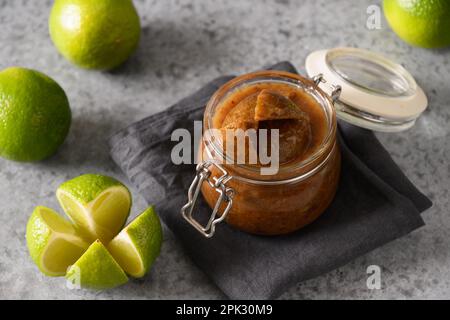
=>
[109,62,432,300]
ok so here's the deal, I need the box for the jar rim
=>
[203,70,338,183]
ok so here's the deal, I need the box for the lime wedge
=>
[384,0,450,48]
[49,0,141,70]
[108,207,162,278]
[66,240,128,290]
[26,206,89,277]
[56,174,131,244]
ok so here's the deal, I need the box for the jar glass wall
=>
[198,71,341,235]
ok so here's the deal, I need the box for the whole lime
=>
[0,67,71,162]
[384,0,450,48]
[49,0,141,70]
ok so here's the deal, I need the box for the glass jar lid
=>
[305,47,428,132]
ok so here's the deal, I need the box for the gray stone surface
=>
[0,0,449,299]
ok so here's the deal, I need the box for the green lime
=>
[0,67,71,162]
[66,240,128,290]
[27,174,164,289]
[108,206,162,278]
[49,0,141,70]
[56,174,132,244]
[384,0,450,48]
[26,206,89,277]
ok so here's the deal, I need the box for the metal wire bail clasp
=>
[181,160,235,238]
[312,74,342,102]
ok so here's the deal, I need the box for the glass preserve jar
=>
[181,47,428,238]
[182,71,342,237]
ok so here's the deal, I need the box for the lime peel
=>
[0,67,71,162]
[49,0,141,70]
[384,0,450,48]
[56,174,132,244]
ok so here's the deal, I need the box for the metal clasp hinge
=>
[312,74,342,102]
[181,161,235,238]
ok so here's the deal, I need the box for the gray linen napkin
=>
[109,62,432,300]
